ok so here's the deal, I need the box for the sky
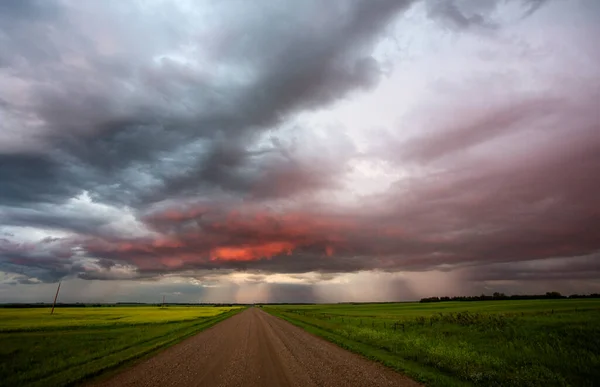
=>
[1,0,599,304]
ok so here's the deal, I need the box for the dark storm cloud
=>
[426,0,552,30]
[0,154,79,205]
[520,0,552,18]
[145,125,356,204]
[66,77,599,280]
[5,105,599,284]
[1,0,599,298]
[463,254,600,282]
[0,0,58,20]
[0,0,413,209]
[427,0,495,30]
[0,0,65,67]
[0,238,74,283]
[0,0,416,283]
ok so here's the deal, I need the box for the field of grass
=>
[0,306,243,387]
[264,299,600,387]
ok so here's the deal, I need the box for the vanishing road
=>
[91,307,421,387]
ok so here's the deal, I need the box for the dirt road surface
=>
[90,307,421,387]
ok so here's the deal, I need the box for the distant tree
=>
[545,291,564,299]
[417,291,586,303]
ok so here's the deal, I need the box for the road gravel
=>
[90,307,421,387]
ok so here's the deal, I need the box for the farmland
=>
[264,299,600,387]
[0,306,243,387]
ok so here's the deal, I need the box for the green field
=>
[0,306,243,387]
[264,299,600,387]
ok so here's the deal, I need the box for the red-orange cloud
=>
[210,241,295,261]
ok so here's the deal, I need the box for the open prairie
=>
[0,306,242,387]
[264,299,600,386]
[2,301,599,387]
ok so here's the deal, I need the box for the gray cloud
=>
[398,95,561,163]
[427,0,496,30]
[426,0,553,30]
[0,0,412,210]
[0,154,76,205]
[0,238,74,283]
[1,0,599,302]
[521,0,552,18]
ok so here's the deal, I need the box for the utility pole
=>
[162,295,166,307]
[50,281,62,315]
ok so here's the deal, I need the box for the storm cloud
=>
[1,0,599,302]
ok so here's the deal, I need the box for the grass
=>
[0,306,243,387]
[264,299,600,387]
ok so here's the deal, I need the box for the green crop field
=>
[264,299,600,387]
[0,306,243,387]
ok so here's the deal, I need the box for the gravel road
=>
[90,307,421,387]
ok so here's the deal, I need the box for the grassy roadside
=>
[0,307,243,387]
[267,309,465,387]
[263,300,600,387]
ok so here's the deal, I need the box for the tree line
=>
[419,292,600,303]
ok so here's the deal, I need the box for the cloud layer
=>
[1,0,599,302]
